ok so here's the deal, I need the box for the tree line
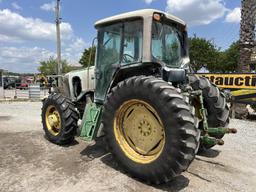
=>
[189,36,239,73]
[38,36,239,74]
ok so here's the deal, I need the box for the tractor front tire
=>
[42,93,79,145]
[102,76,199,184]
[188,75,230,150]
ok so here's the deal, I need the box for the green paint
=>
[200,135,217,146]
[198,91,209,131]
[188,90,209,131]
[208,127,228,135]
[80,103,102,141]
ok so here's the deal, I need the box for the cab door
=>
[94,23,122,103]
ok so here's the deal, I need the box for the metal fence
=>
[2,84,49,100]
[15,88,29,99]
[29,84,40,99]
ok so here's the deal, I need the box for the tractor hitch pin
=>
[227,128,237,134]
[200,136,225,146]
[207,127,237,135]
[217,139,224,145]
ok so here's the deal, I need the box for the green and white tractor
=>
[41,9,236,184]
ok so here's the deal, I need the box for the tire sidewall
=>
[42,94,76,144]
[103,79,194,179]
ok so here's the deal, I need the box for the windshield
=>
[97,19,143,67]
[152,20,186,67]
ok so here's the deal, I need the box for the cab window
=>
[97,19,143,66]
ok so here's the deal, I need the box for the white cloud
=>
[0,9,72,42]
[144,0,157,4]
[0,9,87,73]
[0,34,23,43]
[0,46,55,73]
[166,0,228,25]
[40,1,55,12]
[69,38,86,50]
[225,7,241,23]
[0,39,87,72]
[0,41,87,73]
[11,2,22,10]
[64,38,87,64]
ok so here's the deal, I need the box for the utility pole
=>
[55,0,62,86]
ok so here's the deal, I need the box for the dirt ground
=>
[0,102,256,192]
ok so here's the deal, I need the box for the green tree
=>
[79,46,96,67]
[219,41,239,72]
[38,57,73,75]
[189,36,219,72]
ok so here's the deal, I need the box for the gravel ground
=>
[0,102,256,192]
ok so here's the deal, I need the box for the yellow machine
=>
[198,73,256,104]
[34,74,48,87]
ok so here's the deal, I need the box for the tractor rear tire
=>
[42,93,79,145]
[102,76,199,184]
[188,75,230,150]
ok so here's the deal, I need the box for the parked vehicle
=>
[3,77,19,89]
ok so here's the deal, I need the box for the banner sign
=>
[197,73,256,89]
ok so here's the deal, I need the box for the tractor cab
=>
[42,9,233,185]
[94,9,189,103]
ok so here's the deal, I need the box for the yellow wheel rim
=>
[45,105,62,136]
[114,99,165,164]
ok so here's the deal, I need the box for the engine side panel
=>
[63,66,95,101]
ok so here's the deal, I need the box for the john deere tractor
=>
[42,9,236,184]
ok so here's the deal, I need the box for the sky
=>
[0,0,241,73]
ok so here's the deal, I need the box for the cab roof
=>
[95,9,186,28]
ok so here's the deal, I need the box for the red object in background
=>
[16,83,28,89]
[20,83,28,87]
